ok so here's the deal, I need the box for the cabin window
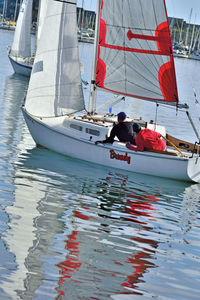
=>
[85,128,100,136]
[70,124,82,131]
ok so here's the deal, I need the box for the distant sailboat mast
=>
[2,0,7,21]
[194,28,200,52]
[178,19,184,45]
[189,14,196,54]
[185,8,193,49]
[14,0,19,22]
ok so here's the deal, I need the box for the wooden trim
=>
[166,134,200,153]
[144,147,178,156]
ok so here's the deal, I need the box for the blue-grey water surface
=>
[0,29,200,300]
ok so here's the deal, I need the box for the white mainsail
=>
[25,0,84,117]
[10,0,33,58]
[94,0,178,105]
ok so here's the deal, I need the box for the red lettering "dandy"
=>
[110,149,131,164]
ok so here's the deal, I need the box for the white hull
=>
[22,107,200,183]
[8,54,32,77]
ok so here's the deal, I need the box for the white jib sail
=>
[11,0,33,58]
[25,0,85,117]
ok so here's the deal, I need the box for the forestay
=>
[11,0,33,58]
[25,0,85,117]
[95,0,179,104]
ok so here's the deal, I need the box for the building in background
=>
[0,0,38,22]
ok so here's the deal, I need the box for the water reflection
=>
[1,119,200,299]
[0,74,29,149]
[3,147,196,299]
[0,73,30,299]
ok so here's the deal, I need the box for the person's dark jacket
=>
[102,122,135,144]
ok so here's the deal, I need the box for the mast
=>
[178,19,184,45]
[189,14,196,55]
[2,0,7,21]
[193,27,200,52]
[14,0,18,22]
[185,8,192,49]
[88,0,101,114]
[80,0,84,39]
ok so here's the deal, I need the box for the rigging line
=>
[127,80,163,98]
[54,0,76,4]
[122,1,127,95]
[157,103,189,112]
[154,103,159,131]
[125,56,162,92]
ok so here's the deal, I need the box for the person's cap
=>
[133,123,141,133]
[117,112,126,120]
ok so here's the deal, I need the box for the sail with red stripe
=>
[95,0,179,104]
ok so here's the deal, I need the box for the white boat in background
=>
[8,0,48,77]
[8,0,34,76]
[78,30,94,43]
[173,48,190,59]
[22,0,200,183]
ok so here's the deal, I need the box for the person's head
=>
[117,112,126,122]
[133,123,141,133]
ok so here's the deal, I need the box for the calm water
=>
[0,30,200,300]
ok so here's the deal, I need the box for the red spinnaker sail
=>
[95,0,179,104]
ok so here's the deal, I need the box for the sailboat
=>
[8,0,34,76]
[22,0,200,183]
[8,0,48,77]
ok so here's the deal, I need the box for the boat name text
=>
[110,149,131,164]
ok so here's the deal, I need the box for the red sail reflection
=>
[56,172,161,298]
[105,173,160,296]
[120,189,159,295]
[56,208,90,299]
